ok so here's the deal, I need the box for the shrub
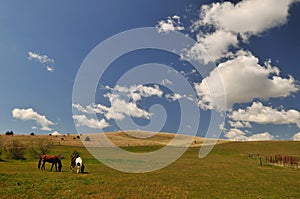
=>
[30,132,35,136]
[4,139,26,159]
[28,139,53,158]
[5,131,14,136]
[84,136,91,141]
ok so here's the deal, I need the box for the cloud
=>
[28,51,55,72]
[73,115,109,129]
[46,66,54,72]
[166,93,183,101]
[104,93,152,120]
[12,108,54,131]
[28,51,54,64]
[228,120,252,128]
[198,0,297,37]
[185,0,300,63]
[292,132,300,141]
[156,15,185,33]
[185,30,238,63]
[230,102,300,128]
[224,128,274,141]
[161,79,173,86]
[73,84,164,121]
[194,51,299,109]
[247,132,274,141]
[110,84,163,102]
[50,131,61,136]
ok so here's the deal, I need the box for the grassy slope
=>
[0,135,300,198]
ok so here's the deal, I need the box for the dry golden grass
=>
[0,134,83,147]
[0,131,228,149]
[82,131,229,147]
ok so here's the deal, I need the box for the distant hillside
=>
[0,131,228,147]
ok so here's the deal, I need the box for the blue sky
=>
[1,0,300,141]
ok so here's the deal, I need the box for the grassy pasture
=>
[0,135,300,198]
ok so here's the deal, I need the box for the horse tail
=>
[38,156,42,169]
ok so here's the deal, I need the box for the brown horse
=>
[38,154,62,172]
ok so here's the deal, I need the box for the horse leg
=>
[81,163,85,173]
[50,163,54,171]
[42,161,46,170]
[77,165,80,173]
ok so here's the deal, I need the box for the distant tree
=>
[30,132,35,136]
[4,139,26,159]
[5,131,14,135]
[84,136,91,142]
[28,139,53,158]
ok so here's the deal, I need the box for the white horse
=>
[71,156,85,173]
[75,156,84,173]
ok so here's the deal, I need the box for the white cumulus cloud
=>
[156,15,185,33]
[73,84,164,121]
[195,51,299,110]
[28,51,55,72]
[50,131,61,136]
[73,115,109,129]
[12,108,54,131]
[224,128,274,141]
[230,102,300,128]
[185,30,238,63]
[198,0,297,37]
[161,79,173,86]
[228,120,252,128]
[185,0,300,63]
[292,132,300,141]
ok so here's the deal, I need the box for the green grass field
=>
[0,136,300,198]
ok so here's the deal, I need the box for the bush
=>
[30,132,35,136]
[5,131,14,135]
[28,139,53,158]
[4,139,26,160]
[84,136,91,141]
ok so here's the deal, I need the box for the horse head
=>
[57,158,62,172]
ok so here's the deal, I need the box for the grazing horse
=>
[70,154,85,173]
[38,155,62,172]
